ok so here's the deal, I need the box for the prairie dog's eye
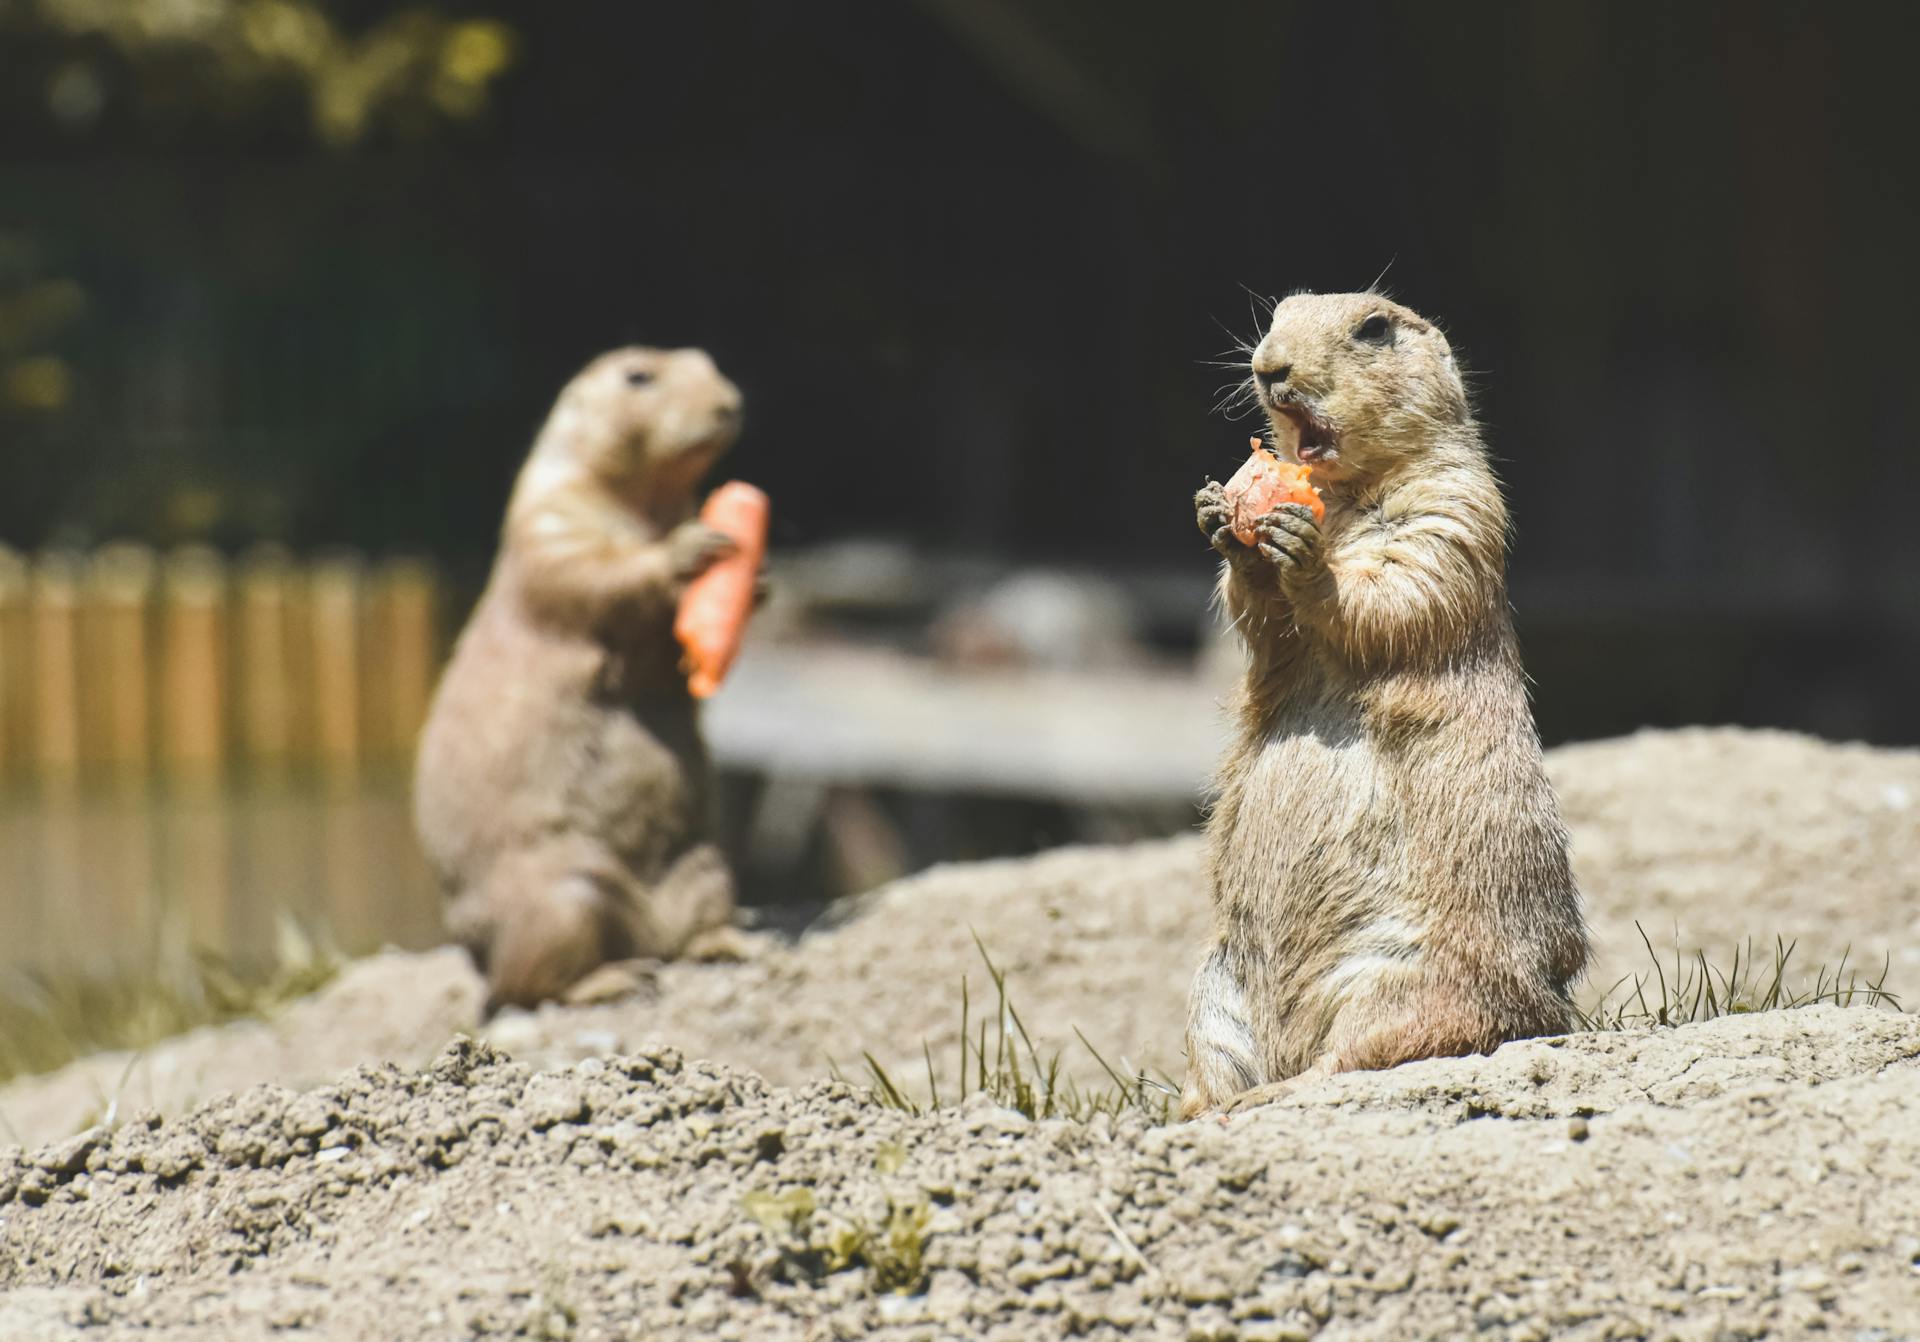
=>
[1353,314,1392,344]
[625,369,655,387]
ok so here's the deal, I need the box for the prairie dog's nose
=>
[1254,362,1292,392]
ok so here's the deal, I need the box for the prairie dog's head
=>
[535,346,743,499]
[1250,293,1469,482]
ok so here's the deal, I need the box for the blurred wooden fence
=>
[0,545,444,790]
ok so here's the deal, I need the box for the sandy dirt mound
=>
[3,1007,1916,1340]
[3,727,1916,1154]
[1550,727,1920,980]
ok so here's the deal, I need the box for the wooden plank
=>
[158,546,229,783]
[86,542,157,780]
[235,546,302,774]
[371,557,439,765]
[309,553,365,781]
[30,551,84,789]
[704,643,1225,804]
[0,546,27,782]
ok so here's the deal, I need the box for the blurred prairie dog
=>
[1183,293,1589,1117]
[414,347,746,1012]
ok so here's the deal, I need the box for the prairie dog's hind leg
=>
[1181,944,1263,1118]
[1219,974,1567,1115]
[1320,975,1570,1076]
[620,841,743,960]
[476,858,624,1014]
[445,883,496,981]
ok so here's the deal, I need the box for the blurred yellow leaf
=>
[19,0,520,147]
[0,279,87,351]
[441,19,513,86]
[163,486,227,536]
[239,0,332,70]
[3,356,73,411]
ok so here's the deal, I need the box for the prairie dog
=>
[414,347,746,1011]
[1183,293,1589,1116]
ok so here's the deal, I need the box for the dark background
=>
[4,0,1916,745]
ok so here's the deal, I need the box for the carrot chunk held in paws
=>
[674,481,769,698]
[1224,435,1323,545]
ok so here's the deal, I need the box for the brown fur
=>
[1181,293,1589,1117]
[413,347,745,1011]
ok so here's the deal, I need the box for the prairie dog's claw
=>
[669,522,738,583]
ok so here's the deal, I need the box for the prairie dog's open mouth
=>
[1270,401,1340,465]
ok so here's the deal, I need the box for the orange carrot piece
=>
[674,481,769,698]
[1224,435,1323,544]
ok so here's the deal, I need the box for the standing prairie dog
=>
[1183,293,1589,1117]
[414,347,747,1012]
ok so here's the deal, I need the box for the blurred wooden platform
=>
[706,643,1226,804]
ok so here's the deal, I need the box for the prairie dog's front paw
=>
[668,522,738,584]
[1252,504,1322,583]
[1195,481,1240,559]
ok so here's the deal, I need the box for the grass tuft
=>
[1577,923,1901,1031]
[837,934,1176,1124]
[0,914,342,1094]
[739,1185,931,1295]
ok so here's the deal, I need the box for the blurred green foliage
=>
[0,0,520,545]
[8,0,515,146]
[0,235,86,415]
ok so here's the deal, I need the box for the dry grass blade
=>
[856,935,1171,1124]
[1578,923,1902,1032]
[0,913,342,1092]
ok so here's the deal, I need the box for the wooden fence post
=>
[309,553,365,783]
[31,551,84,790]
[87,542,157,781]
[0,546,27,783]
[2,545,463,979]
[159,546,229,785]
[236,545,302,776]
[371,557,440,765]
